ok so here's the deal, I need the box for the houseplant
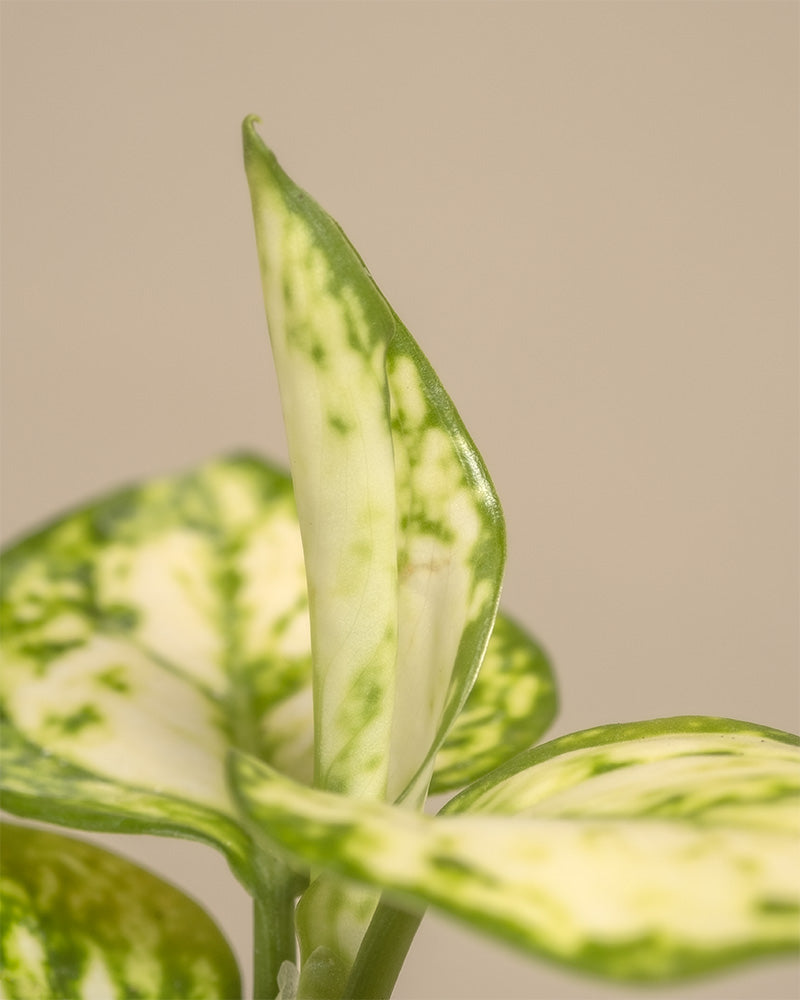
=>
[1,116,798,1000]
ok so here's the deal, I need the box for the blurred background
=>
[2,2,797,997]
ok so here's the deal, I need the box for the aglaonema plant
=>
[1,115,798,1000]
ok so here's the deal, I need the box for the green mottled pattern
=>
[431,614,557,793]
[229,719,800,981]
[0,722,251,882]
[0,822,240,999]
[244,120,399,800]
[243,119,505,806]
[0,454,310,882]
[384,328,505,805]
[444,717,800,828]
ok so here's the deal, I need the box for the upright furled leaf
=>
[0,822,241,1000]
[243,118,506,806]
[244,117,399,801]
[229,718,800,981]
[0,454,311,885]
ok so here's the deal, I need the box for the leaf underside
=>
[230,717,800,982]
[0,821,241,1000]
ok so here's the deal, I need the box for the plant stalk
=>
[251,848,299,1000]
[342,901,424,1000]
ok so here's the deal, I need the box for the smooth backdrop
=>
[2,3,798,998]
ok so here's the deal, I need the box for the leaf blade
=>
[384,321,506,804]
[0,821,241,1000]
[0,453,311,883]
[432,613,557,793]
[229,719,800,982]
[244,121,400,801]
[444,716,800,830]
[243,120,507,806]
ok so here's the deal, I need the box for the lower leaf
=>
[0,821,241,1000]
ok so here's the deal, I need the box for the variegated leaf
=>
[0,453,310,884]
[229,718,800,981]
[443,716,800,826]
[243,118,505,807]
[0,821,240,999]
[431,613,556,794]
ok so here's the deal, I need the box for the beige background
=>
[2,2,798,998]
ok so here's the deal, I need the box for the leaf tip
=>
[242,114,294,215]
[242,113,262,146]
[242,113,275,175]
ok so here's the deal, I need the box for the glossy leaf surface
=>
[244,118,506,806]
[0,822,241,999]
[230,718,800,981]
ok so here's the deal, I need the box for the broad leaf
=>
[0,821,240,999]
[243,117,506,806]
[229,718,800,981]
[0,453,309,884]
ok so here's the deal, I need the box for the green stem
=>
[342,901,424,1000]
[251,847,299,1000]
